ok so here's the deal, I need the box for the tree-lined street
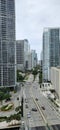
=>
[23,74,60,130]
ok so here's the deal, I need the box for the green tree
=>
[0,91,11,105]
[32,68,38,80]
[4,93,11,100]
[0,92,4,105]
[39,71,42,84]
[17,70,25,82]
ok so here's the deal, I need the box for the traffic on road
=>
[22,74,60,130]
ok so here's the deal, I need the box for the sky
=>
[15,0,60,60]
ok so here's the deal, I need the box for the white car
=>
[27,112,31,118]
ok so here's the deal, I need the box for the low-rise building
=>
[51,67,60,100]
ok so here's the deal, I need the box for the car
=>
[25,104,28,108]
[25,100,28,103]
[17,97,19,100]
[35,98,38,101]
[25,99,28,103]
[31,108,37,112]
[21,121,24,125]
[27,113,31,118]
[41,106,45,110]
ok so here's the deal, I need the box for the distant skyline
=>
[15,0,60,60]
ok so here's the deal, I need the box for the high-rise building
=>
[16,39,30,71]
[31,50,37,68]
[0,0,16,87]
[43,28,60,82]
[40,51,43,70]
[28,52,32,70]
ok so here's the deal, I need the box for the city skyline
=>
[15,0,60,59]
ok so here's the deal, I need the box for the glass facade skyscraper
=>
[43,28,60,82]
[0,0,16,87]
[16,39,30,71]
[31,50,37,68]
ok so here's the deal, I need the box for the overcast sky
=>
[15,0,60,59]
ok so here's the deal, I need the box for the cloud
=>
[15,0,60,59]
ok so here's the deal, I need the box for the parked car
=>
[25,104,28,108]
[25,99,28,103]
[27,112,31,118]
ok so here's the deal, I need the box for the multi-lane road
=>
[23,74,60,130]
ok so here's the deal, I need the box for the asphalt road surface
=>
[23,74,60,130]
